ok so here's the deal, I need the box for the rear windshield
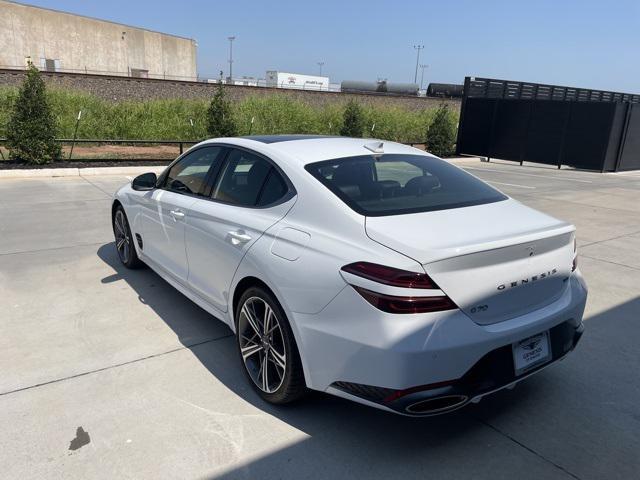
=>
[305,154,507,216]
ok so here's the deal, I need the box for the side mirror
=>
[132,172,157,191]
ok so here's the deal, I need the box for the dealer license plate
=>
[512,331,551,376]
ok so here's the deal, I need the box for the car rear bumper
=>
[291,271,587,415]
[329,320,583,415]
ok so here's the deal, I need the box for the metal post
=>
[614,102,633,172]
[179,142,183,155]
[557,102,572,169]
[68,110,82,160]
[419,64,428,90]
[520,101,533,166]
[228,36,236,83]
[486,99,500,163]
[455,77,471,156]
[413,45,424,84]
[317,61,324,76]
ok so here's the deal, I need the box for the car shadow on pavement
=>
[96,241,600,479]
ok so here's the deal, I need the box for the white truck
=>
[266,71,330,91]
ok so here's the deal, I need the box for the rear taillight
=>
[354,287,457,314]
[341,262,457,314]
[341,262,440,289]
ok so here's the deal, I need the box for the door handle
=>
[228,230,252,245]
[170,209,185,220]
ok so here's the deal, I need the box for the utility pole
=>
[317,61,325,76]
[413,45,424,84]
[227,36,236,84]
[420,64,429,90]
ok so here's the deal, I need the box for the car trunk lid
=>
[365,199,575,324]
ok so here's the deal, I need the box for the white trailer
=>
[266,71,330,91]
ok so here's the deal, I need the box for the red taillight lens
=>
[354,287,457,314]
[341,262,439,289]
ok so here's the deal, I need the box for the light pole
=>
[317,61,325,76]
[413,45,424,84]
[419,64,429,90]
[227,36,236,83]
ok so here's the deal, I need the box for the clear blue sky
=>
[24,0,640,92]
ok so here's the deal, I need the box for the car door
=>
[185,147,296,312]
[140,146,226,282]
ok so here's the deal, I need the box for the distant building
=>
[0,0,197,80]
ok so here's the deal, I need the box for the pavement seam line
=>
[510,191,640,215]
[0,241,106,257]
[0,334,233,397]
[80,174,114,198]
[579,254,640,272]
[477,418,582,480]
[579,229,640,249]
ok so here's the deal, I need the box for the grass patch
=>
[0,86,457,143]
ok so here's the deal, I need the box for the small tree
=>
[340,100,365,137]
[7,63,61,164]
[206,80,237,137]
[425,104,457,157]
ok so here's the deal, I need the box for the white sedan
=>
[112,135,587,416]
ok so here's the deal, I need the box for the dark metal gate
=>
[456,77,640,172]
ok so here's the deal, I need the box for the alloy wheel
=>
[238,296,287,393]
[114,210,131,264]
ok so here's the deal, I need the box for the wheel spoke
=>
[263,304,273,337]
[114,219,124,235]
[242,304,262,336]
[116,237,126,250]
[270,347,286,371]
[241,333,260,345]
[241,343,263,361]
[261,352,269,391]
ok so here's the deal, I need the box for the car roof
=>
[200,136,429,166]
[239,134,336,144]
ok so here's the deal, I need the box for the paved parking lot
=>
[1,160,639,479]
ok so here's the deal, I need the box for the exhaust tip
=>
[405,395,468,415]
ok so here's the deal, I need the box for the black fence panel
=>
[562,102,617,171]
[491,100,530,161]
[456,77,640,171]
[457,97,494,156]
[524,101,570,166]
[617,103,640,171]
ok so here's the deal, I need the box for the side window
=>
[211,149,288,207]
[257,170,288,206]
[164,147,224,195]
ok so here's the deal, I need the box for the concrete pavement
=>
[0,162,639,479]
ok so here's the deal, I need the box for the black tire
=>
[235,286,307,404]
[112,206,143,269]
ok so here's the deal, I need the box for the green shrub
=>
[6,64,61,163]
[425,104,457,157]
[340,100,365,137]
[206,82,237,137]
